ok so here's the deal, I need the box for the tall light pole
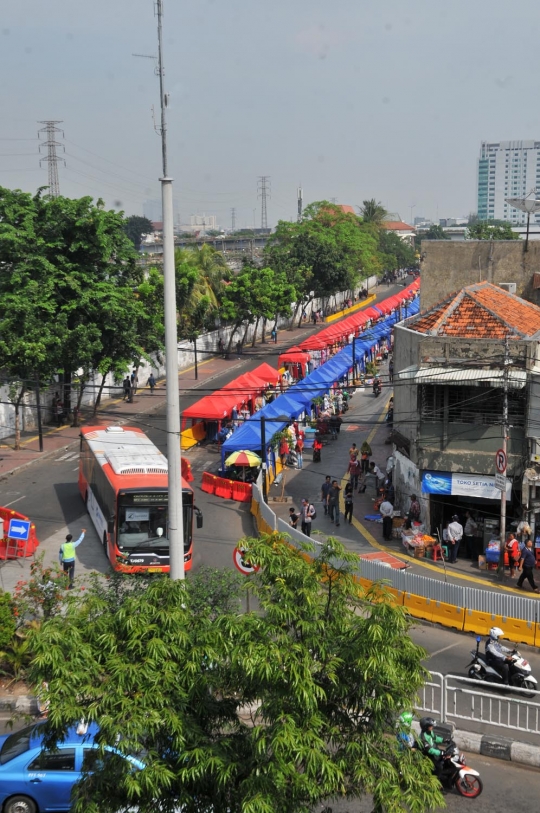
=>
[155,0,185,580]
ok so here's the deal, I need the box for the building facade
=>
[477,140,540,224]
[392,282,540,551]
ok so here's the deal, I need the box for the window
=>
[0,726,34,764]
[28,748,76,772]
[419,385,526,427]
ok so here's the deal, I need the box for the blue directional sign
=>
[8,519,31,541]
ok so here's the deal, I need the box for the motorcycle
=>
[467,635,538,696]
[434,741,483,798]
[373,381,382,397]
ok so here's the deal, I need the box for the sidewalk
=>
[275,360,534,597]
[0,280,404,481]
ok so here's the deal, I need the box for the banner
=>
[421,470,511,500]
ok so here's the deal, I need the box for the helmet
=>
[419,716,436,731]
[489,626,504,640]
[399,712,414,726]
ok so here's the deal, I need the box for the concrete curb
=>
[0,695,37,715]
[410,721,540,768]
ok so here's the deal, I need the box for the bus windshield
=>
[117,492,192,552]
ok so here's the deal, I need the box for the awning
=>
[278,347,311,366]
[397,365,527,389]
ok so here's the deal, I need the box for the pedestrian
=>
[54,395,65,426]
[122,376,132,402]
[147,372,156,395]
[360,440,372,474]
[301,499,316,537]
[505,532,520,578]
[344,482,354,524]
[405,493,421,530]
[313,436,323,463]
[379,496,394,541]
[463,511,478,559]
[131,368,139,395]
[516,539,540,592]
[369,461,384,489]
[236,339,243,357]
[327,480,341,526]
[348,456,361,490]
[289,507,299,529]
[295,437,304,470]
[312,311,317,326]
[388,358,394,382]
[279,437,290,466]
[218,337,224,356]
[349,442,359,460]
[447,515,463,563]
[320,475,332,515]
[271,326,278,343]
[59,529,86,589]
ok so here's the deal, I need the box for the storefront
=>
[421,470,517,559]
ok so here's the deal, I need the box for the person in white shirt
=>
[379,499,394,541]
[447,515,463,563]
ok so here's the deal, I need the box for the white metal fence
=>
[416,672,540,736]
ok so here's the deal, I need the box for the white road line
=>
[3,496,25,507]
[72,467,79,471]
[55,453,72,461]
[427,642,462,659]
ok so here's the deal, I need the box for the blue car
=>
[0,722,143,813]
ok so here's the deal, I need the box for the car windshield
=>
[0,725,35,764]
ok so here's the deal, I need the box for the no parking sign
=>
[233,546,260,575]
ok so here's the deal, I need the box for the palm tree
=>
[358,199,388,225]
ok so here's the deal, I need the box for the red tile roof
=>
[410,281,540,339]
[384,221,415,231]
[337,205,356,214]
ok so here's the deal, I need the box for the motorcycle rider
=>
[419,717,445,775]
[485,626,513,685]
[372,375,382,395]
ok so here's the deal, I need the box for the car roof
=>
[27,721,100,748]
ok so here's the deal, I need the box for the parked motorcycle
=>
[467,635,538,696]
[435,741,483,798]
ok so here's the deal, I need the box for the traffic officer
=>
[59,529,86,588]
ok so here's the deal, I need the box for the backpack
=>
[309,504,317,519]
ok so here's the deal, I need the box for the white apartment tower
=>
[477,140,540,224]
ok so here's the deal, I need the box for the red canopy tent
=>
[182,363,280,424]
[278,346,311,367]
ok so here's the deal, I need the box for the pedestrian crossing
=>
[54,451,79,462]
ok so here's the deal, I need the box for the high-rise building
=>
[477,141,540,224]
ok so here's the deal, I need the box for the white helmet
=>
[489,627,504,640]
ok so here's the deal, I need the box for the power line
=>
[257,175,270,230]
[37,120,65,197]
[231,207,236,232]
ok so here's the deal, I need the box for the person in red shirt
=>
[505,532,520,578]
[279,437,290,466]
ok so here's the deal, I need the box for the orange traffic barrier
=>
[502,616,536,647]
[232,481,252,502]
[214,477,234,500]
[201,472,217,495]
[403,593,433,622]
[0,507,39,559]
[431,600,465,631]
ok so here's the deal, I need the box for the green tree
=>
[29,535,442,813]
[467,222,520,240]
[359,198,388,225]
[420,225,449,240]
[378,230,417,270]
[123,215,154,251]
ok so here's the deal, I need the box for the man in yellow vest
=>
[59,529,86,588]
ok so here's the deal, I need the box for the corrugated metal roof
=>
[397,365,527,389]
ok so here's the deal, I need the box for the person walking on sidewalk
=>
[122,376,132,402]
[301,499,316,537]
[517,539,540,592]
[505,532,520,578]
[379,497,394,541]
[59,529,86,589]
[289,507,299,529]
[348,456,361,490]
[344,483,354,524]
[295,437,304,469]
[147,373,156,395]
[271,326,278,343]
[360,440,372,474]
[349,442,359,460]
[320,475,332,515]
[327,480,341,526]
[447,515,463,563]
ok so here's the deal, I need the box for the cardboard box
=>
[413,546,425,559]
[392,517,405,529]
[478,555,487,571]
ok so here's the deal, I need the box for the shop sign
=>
[421,470,511,500]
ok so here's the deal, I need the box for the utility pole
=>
[37,121,65,197]
[231,207,236,232]
[153,0,185,580]
[297,185,303,223]
[257,176,270,230]
[498,335,511,579]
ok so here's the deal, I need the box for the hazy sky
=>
[2,0,539,229]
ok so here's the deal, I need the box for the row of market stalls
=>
[277,279,421,377]
[221,284,421,480]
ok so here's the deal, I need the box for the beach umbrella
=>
[225,450,262,469]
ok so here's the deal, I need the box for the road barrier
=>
[0,507,39,560]
[180,421,206,451]
[201,472,217,494]
[250,485,540,644]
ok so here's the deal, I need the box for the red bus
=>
[79,425,202,573]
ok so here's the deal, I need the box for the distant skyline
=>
[1,0,539,228]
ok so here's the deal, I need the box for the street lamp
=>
[505,189,540,252]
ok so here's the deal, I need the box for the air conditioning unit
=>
[498,282,517,294]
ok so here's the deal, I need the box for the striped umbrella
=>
[225,450,262,468]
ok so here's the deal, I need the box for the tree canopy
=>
[359,198,388,225]
[123,215,154,250]
[29,535,443,813]
[466,222,520,240]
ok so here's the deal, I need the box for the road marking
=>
[3,496,25,507]
[55,452,77,461]
[425,642,462,659]
[72,466,79,471]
